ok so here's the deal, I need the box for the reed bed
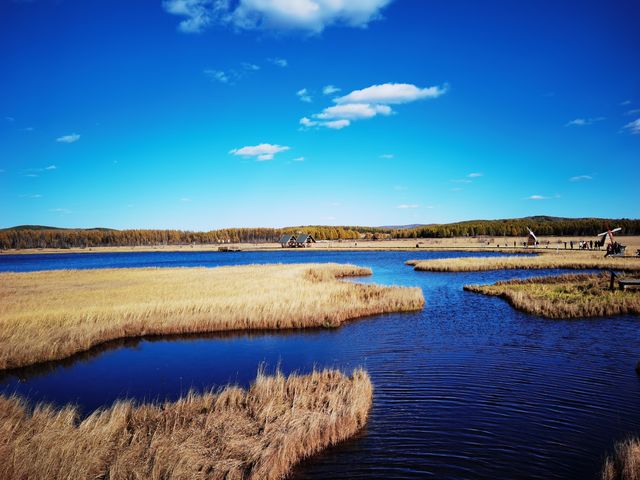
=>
[0,263,424,370]
[602,437,640,480]
[0,368,372,480]
[406,254,640,272]
[464,273,640,318]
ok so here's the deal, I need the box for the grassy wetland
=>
[0,368,372,480]
[464,273,640,319]
[0,263,424,370]
[406,253,640,273]
[602,437,640,480]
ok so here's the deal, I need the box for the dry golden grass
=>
[464,273,640,318]
[602,437,640,480]
[0,263,424,370]
[0,368,372,480]
[407,254,640,272]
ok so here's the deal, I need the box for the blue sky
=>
[1,0,639,230]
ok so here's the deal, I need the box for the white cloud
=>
[623,118,640,135]
[292,156,305,161]
[241,62,260,71]
[467,172,482,178]
[620,100,632,106]
[297,88,312,103]
[204,69,231,83]
[45,165,57,170]
[396,204,419,209]
[526,195,549,200]
[565,117,605,127]
[335,83,447,105]
[301,82,446,129]
[164,0,393,34]
[50,208,71,214]
[230,143,290,161]
[569,175,592,182]
[268,57,288,67]
[323,85,340,95]
[380,153,394,159]
[56,133,80,143]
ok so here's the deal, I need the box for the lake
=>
[1,249,638,480]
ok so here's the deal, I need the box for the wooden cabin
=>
[279,234,316,248]
[278,235,297,248]
[294,234,316,248]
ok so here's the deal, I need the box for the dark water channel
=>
[1,250,638,479]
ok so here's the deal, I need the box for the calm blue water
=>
[1,250,638,480]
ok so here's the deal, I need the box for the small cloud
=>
[467,172,482,178]
[623,118,640,135]
[241,62,260,71]
[4,116,15,122]
[56,133,80,143]
[526,195,549,200]
[323,85,341,95]
[45,165,57,170]
[230,143,290,161]
[204,69,231,84]
[292,156,305,162]
[396,204,419,209]
[335,83,448,105]
[451,179,472,184]
[21,127,34,132]
[24,174,38,177]
[180,197,192,202]
[268,57,287,67]
[297,88,312,103]
[569,175,592,182]
[20,194,43,199]
[625,109,640,116]
[50,208,71,214]
[620,100,632,106]
[565,117,605,127]
[380,153,394,159]
[300,117,350,129]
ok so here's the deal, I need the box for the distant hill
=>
[2,225,115,232]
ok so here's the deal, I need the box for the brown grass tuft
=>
[464,273,640,318]
[602,437,640,480]
[406,254,640,272]
[0,263,424,370]
[0,368,373,480]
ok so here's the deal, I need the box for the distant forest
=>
[1,217,639,249]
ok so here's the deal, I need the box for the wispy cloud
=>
[467,172,482,178]
[4,116,15,122]
[268,57,287,67]
[626,109,640,116]
[163,0,393,34]
[301,82,446,129]
[50,208,72,214]
[322,85,340,95]
[396,204,420,209]
[56,133,80,143]
[623,118,640,135]
[450,179,472,184]
[526,195,549,200]
[569,175,592,182]
[296,88,312,103]
[620,100,632,106]
[180,197,192,202]
[241,62,260,71]
[45,165,57,170]
[20,194,43,199]
[229,143,290,161]
[565,117,605,127]
[204,69,232,84]
[292,156,305,162]
[380,153,394,159]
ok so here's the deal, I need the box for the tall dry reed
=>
[602,437,640,480]
[407,254,640,272]
[464,273,640,318]
[0,263,424,369]
[0,368,373,480]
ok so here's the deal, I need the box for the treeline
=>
[0,226,380,250]
[392,217,640,238]
[1,217,638,249]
